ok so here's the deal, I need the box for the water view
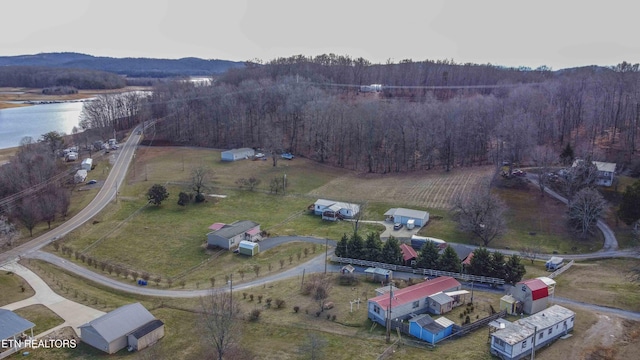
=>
[0,101,84,149]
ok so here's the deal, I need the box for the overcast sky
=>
[1,0,637,70]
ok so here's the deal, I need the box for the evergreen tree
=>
[147,184,169,206]
[347,232,364,259]
[416,241,439,269]
[504,255,526,285]
[490,251,506,279]
[559,142,574,165]
[363,232,382,262]
[380,236,403,265]
[335,234,348,258]
[618,180,640,228]
[468,247,492,276]
[437,246,461,273]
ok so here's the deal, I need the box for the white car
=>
[255,153,265,158]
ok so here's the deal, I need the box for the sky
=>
[1,0,638,70]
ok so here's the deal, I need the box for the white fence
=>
[548,260,574,279]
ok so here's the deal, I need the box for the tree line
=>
[119,57,640,174]
[0,66,126,89]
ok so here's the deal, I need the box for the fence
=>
[331,256,505,285]
[548,260,574,279]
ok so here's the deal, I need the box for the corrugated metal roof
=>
[239,240,258,249]
[435,316,455,328]
[365,267,392,276]
[370,276,461,308]
[315,199,359,213]
[593,161,616,173]
[445,290,470,297]
[400,244,418,261]
[0,309,35,340]
[129,319,164,339]
[492,305,574,345]
[429,292,454,305]
[79,303,156,343]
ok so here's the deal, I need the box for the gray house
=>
[207,220,261,250]
[221,148,255,161]
[384,208,430,227]
[79,303,163,354]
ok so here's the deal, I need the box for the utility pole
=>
[324,238,328,274]
[229,273,233,316]
[386,281,393,343]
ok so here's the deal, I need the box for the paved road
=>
[0,124,143,267]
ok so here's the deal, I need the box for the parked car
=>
[281,153,294,160]
[512,169,527,177]
[255,152,265,158]
[87,179,97,185]
[393,223,403,230]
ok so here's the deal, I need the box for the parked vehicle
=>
[281,153,294,160]
[87,179,97,185]
[393,223,403,230]
[512,169,527,177]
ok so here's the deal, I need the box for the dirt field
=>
[308,166,495,209]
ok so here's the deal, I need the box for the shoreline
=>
[0,86,152,110]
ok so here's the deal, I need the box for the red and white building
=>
[511,278,549,314]
[368,276,462,326]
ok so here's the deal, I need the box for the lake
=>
[0,101,84,150]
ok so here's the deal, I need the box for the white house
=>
[221,148,255,162]
[572,159,616,187]
[490,305,575,360]
[206,220,261,250]
[384,208,430,227]
[312,199,360,221]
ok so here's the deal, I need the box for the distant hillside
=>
[0,52,245,77]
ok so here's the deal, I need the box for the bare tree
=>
[561,158,598,200]
[303,274,333,312]
[452,183,507,246]
[297,333,327,360]
[520,245,543,265]
[530,145,557,197]
[0,215,19,248]
[200,291,241,360]
[191,166,212,202]
[14,197,41,236]
[568,187,607,237]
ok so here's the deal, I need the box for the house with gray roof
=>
[79,303,163,354]
[206,220,261,250]
[384,208,430,227]
[312,199,360,221]
[221,148,255,161]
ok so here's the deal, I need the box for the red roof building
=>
[400,243,418,265]
[368,276,461,325]
[511,278,549,314]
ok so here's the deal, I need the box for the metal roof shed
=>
[0,309,35,351]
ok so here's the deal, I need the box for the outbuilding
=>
[427,292,455,315]
[238,240,259,256]
[81,158,93,171]
[79,303,163,354]
[409,314,454,344]
[126,319,165,351]
[364,267,393,284]
[511,278,549,314]
[74,169,88,183]
[385,208,430,227]
[221,148,255,162]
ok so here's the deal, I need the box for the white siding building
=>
[221,148,255,161]
[490,305,575,360]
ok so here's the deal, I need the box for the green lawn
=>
[0,271,34,306]
[13,304,65,335]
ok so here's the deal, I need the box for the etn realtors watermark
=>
[1,339,77,349]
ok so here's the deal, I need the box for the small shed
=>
[511,279,549,314]
[364,267,393,283]
[500,294,520,315]
[400,243,418,266]
[536,276,557,298]
[427,292,455,315]
[81,158,93,171]
[238,240,259,256]
[409,314,454,344]
[126,319,165,351]
[221,148,255,162]
[74,169,88,183]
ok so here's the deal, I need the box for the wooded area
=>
[125,56,640,174]
[0,66,126,89]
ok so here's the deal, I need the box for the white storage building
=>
[81,158,93,171]
[221,148,255,161]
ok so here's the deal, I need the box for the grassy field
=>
[0,271,34,306]
[13,304,65,335]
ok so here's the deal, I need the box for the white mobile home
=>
[221,148,255,162]
[313,199,360,220]
[74,169,88,183]
[490,305,575,360]
[206,220,261,250]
